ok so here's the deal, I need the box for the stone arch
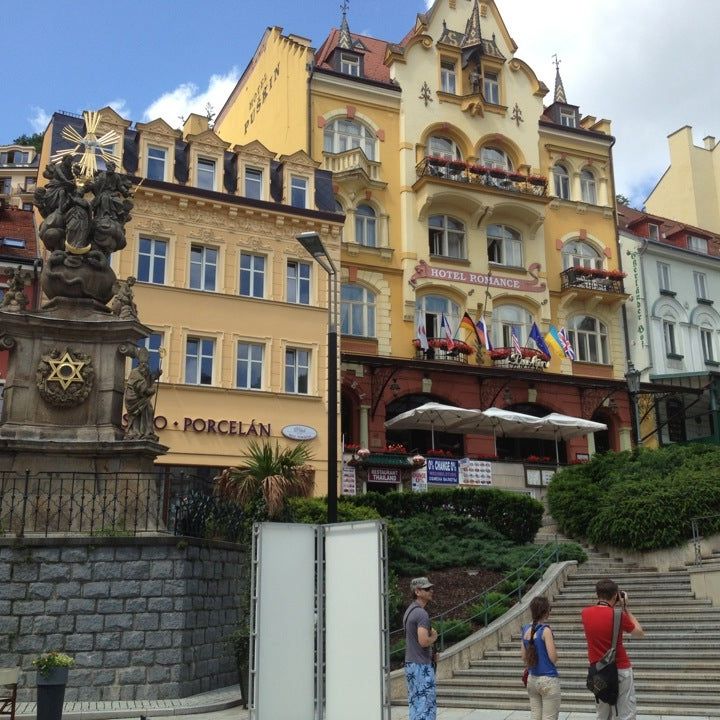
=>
[418,123,474,162]
[475,132,527,170]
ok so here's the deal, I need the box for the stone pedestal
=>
[0,300,167,475]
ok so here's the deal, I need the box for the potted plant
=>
[33,652,74,720]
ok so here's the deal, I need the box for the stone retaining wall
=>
[0,536,247,701]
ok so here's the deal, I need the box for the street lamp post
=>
[296,232,338,523]
[625,362,642,447]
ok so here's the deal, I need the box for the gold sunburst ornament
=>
[50,110,121,182]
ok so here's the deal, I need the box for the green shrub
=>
[433,619,473,649]
[468,591,511,626]
[548,445,720,551]
[286,497,382,524]
[348,487,543,543]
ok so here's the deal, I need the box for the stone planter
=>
[36,668,68,720]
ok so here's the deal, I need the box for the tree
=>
[12,132,43,153]
[615,193,631,207]
[215,440,315,518]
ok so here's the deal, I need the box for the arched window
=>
[355,204,377,247]
[662,310,681,358]
[580,169,597,204]
[487,224,523,267]
[427,135,462,161]
[553,163,570,199]
[562,240,602,270]
[416,295,460,340]
[700,323,716,363]
[568,316,609,364]
[429,215,466,259]
[323,118,376,160]
[480,146,513,171]
[341,284,376,338]
[493,304,532,347]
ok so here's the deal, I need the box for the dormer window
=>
[648,224,660,241]
[147,146,167,181]
[0,150,30,165]
[340,53,360,76]
[483,72,500,104]
[441,61,457,94]
[689,235,709,253]
[197,157,216,191]
[560,108,576,128]
[244,167,263,200]
[290,176,308,208]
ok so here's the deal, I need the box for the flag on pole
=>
[416,317,429,351]
[475,316,494,351]
[459,312,481,344]
[544,325,565,358]
[529,322,551,357]
[559,327,576,360]
[511,329,522,355]
[440,314,455,350]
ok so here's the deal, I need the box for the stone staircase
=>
[435,549,720,715]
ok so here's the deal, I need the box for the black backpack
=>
[586,608,622,708]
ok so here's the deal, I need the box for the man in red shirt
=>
[581,578,645,720]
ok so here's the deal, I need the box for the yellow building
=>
[216,0,634,491]
[0,143,38,211]
[645,126,720,235]
[39,107,343,485]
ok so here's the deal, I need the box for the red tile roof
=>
[0,206,39,261]
[314,29,392,85]
[617,203,718,241]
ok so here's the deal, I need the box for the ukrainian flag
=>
[544,325,565,359]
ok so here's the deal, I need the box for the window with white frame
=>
[355,204,377,247]
[244,167,263,200]
[562,240,602,270]
[24,176,36,191]
[568,316,609,364]
[487,224,522,267]
[689,235,709,253]
[137,237,167,285]
[648,224,660,241]
[340,53,360,76]
[197,158,216,191]
[341,284,376,337]
[657,262,672,292]
[580,169,597,204]
[0,150,29,165]
[663,319,679,357]
[428,136,461,161]
[493,304,532,348]
[240,252,265,298]
[480,146,512,170]
[189,245,217,291]
[429,215,465,259]
[290,176,307,208]
[1,178,11,194]
[285,347,310,394]
[287,260,311,304]
[553,163,570,199]
[147,146,166,181]
[323,119,376,160]
[415,295,460,340]
[185,337,214,385]
[483,72,500,104]
[694,271,709,300]
[701,327,715,363]
[132,332,164,376]
[560,108,576,127]
[441,61,457,94]
[236,342,264,390]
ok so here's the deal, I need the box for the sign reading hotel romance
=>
[426,458,459,485]
[409,259,547,293]
[368,468,401,484]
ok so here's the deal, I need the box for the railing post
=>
[692,518,702,566]
[18,469,30,538]
[483,594,488,626]
[439,625,445,652]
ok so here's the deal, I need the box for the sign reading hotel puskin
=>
[409,259,546,293]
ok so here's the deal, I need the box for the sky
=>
[5,0,720,207]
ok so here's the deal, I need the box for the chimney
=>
[703,136,716,150]
[182,113,210,139]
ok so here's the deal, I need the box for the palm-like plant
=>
[215,441,315,518]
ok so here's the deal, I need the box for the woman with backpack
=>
[521,595,560,720]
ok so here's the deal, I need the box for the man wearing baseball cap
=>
[403,576,438,720]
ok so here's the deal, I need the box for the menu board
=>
[458,459,492,486]
[526,468,542,487]
[541,469,556,486]
[426,458,459,485]
[411,466,428,493]
[341,465,357,496]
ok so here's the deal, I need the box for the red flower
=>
[413,338,475,355]
[489,347,550,362]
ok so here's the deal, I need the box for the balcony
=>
[412,337,473,364]
[322,148,385,189]
[416,157,548,198]
[560,267,625,294]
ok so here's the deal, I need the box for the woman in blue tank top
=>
[521,596,560,720]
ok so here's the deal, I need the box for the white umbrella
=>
[530,413,608,464]
[451,407,544,455]
[384,402,482,449]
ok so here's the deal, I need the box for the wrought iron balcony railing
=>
[413,337,473,364]
[560,267,625,294]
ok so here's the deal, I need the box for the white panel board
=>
[254,523,316,720]
[324,521,387,720]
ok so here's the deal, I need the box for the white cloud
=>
[29,106,51,133]
[143,68,241,128]
[106,98,130,118]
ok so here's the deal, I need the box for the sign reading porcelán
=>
[149,416,272,437]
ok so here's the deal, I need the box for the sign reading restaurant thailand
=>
[409,259,546,293]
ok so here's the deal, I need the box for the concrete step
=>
[457,667,720,682]
[510,629,720,640]
[441,676,717,693]
[550,597,711,608]
[482,647,720,659]
[561,580,691,591]
[500,638,720,650]
[469,657,720,671]
[546,621,720,631]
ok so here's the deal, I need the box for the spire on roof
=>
[552,54,567,103]
[462,0,483,47]
[338,0,352,50]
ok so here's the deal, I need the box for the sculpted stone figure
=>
[124,348,161,441]
[110,276,138,320]
[1,266,29,312]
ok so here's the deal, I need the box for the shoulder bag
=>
[586,608,622,708]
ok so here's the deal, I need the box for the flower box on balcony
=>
[413,338,475,355]
[527,175,548,187]
[488,167,508,179]
[508,172,526,182]
[427,156,449,167]
[447,160,467,172]
[489,347,550,362]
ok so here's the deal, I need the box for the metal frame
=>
[248,523,261,718]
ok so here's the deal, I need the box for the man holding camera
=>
[582,578,646,720]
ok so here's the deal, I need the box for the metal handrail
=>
[390,538,560,658]
[691,513,720,565]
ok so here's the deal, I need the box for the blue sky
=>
[6,0,720,206]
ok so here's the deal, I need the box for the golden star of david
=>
[47,351,86,390]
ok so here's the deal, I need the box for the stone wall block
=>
[147,597,173,612]
[151,560,174,578]
[12,563,39,582]
[67,598,96,614]
[139,579,163,597]
[44,600,67,614]
[118,667,146,684]
[120,631,145,650]
[155,648,183,665]
[82,582,110,599]
[32,549,60,562]
[104,614,133,631]
[38,563,67,581]
[13,600,44,615]
[71,564,92,581]
[60,548,88,563]
[159,613,184,630]
[76,615,104,633]
[0,584,27,600]
[102,650,130,668]
[94,633,121,651]
[32,615,58,634]
[147,666,171,683]
[88,548,114,562]
[162,579,185,596]
[65,634,94,652]
[92,562,122,580]
[132,614,159,631]
[57,615,75,633]
[144,631,171,650]
[73,651,104,668]
[0,617,19,634]
[125,598,147,613]
[113,547,141,561]
[96,599,123,614]
[122,561,151,580]
[108,580,140,598]
[53,582,82,599]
